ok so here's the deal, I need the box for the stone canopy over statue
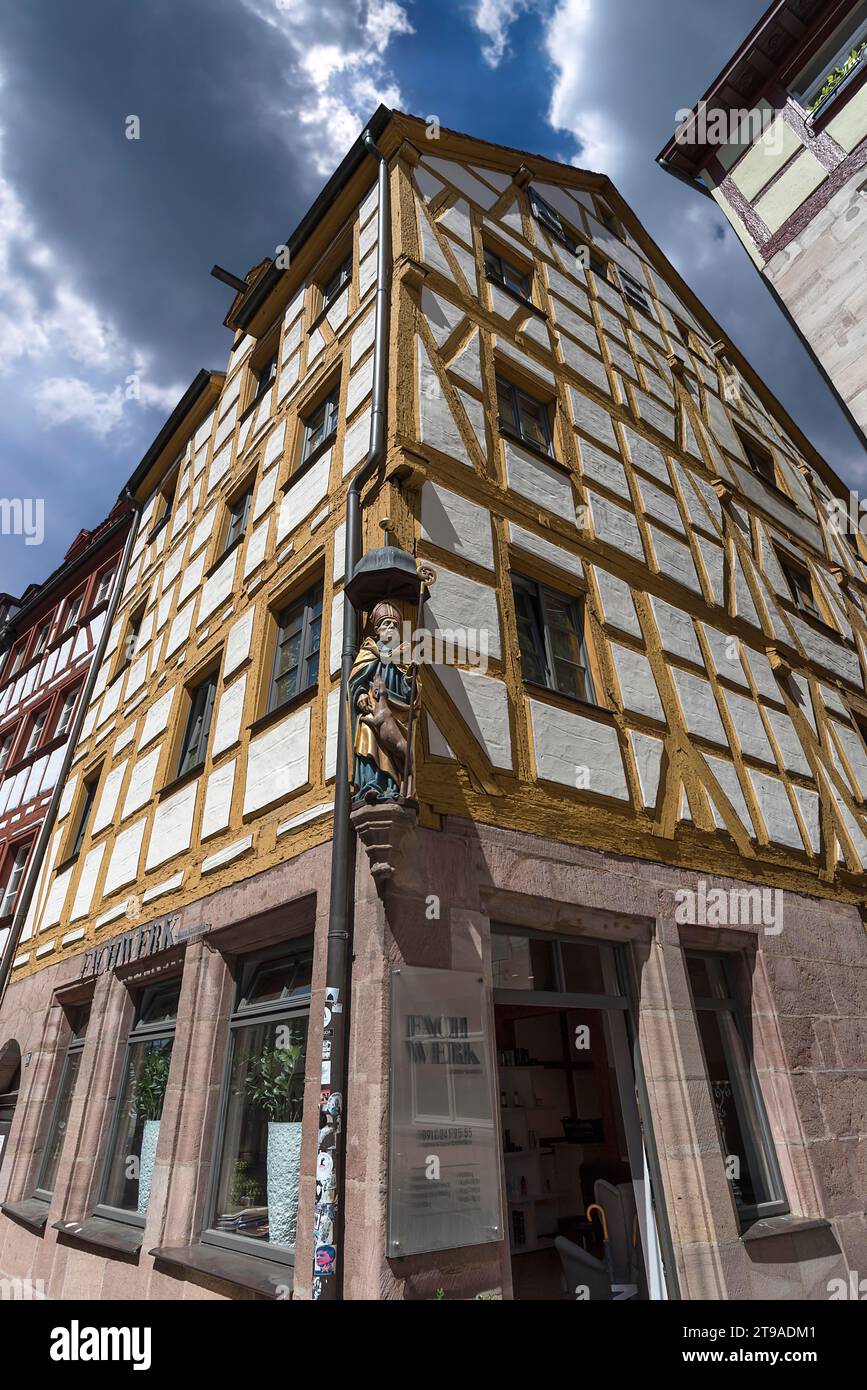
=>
[350,601,414,804]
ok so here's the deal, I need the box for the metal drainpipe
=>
[312,129,391,1300]
[0,492,143,1009]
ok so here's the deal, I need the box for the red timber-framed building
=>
[0,504,133,967]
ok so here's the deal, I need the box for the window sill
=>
[740,1213,827,1244]
[1,1197,49,1233]
[249,685,318,738]
[52,1214,144,1256]
[206,532,245,578]
[280,431,338,491]
[82,598,111,624]
[486,276,545,319]
[804,59,867,130]
[523,681,607,721]
[53,850,82,877]
[150,1242,293,1299]
[158,763,205,801]
[498,423,562,468]
[4,733,64,781]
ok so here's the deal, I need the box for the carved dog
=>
[360,675,407,770]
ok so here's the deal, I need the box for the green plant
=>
[434,1288,445,1301]
[132,1049,171,1122]
[809,42,867,111]
[244,1041,304,1122]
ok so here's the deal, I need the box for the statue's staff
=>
[399,563,436,805]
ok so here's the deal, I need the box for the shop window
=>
[221,484,253,559]
[511,574,596,704]
[95,981,180,1225]
[203,940,313,1263]
[0,840,32,919]
[789,0,867,116]
[496,375,553,455]
[685,952,787,1224]
[268,582,322,713]
[177,669,219,778]
[491,930,607,995]
[300,383,340,466]
[484,245,532,303]
[33,1003,90,1200]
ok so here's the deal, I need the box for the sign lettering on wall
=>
[388,966,502,1257]
[78,914,210,978]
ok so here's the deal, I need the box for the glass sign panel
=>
[388,967,502,1257]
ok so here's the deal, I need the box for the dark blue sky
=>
[0,0,862,593]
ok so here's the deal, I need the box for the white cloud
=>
[242,0,413,175]
[33,377,126,437]
[0,120,182,437]
[543,0,621,173]
[472,0,535,66]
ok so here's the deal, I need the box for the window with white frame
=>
[0,840,31,918]
[512,574,596,703]
[685,951,788,1224]
[203,941,312,1262]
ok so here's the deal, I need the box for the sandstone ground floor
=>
[0,817,864,1300]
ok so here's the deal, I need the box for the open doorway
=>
[492,929,668,1301]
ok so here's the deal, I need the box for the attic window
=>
[617,269,651,315]
[595,199,622,239]
[528,188,578,254]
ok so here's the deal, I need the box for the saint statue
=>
[349,601,413,804]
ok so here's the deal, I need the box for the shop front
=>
[0,843,333,1301]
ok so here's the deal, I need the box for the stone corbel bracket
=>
[351,801,419,890]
